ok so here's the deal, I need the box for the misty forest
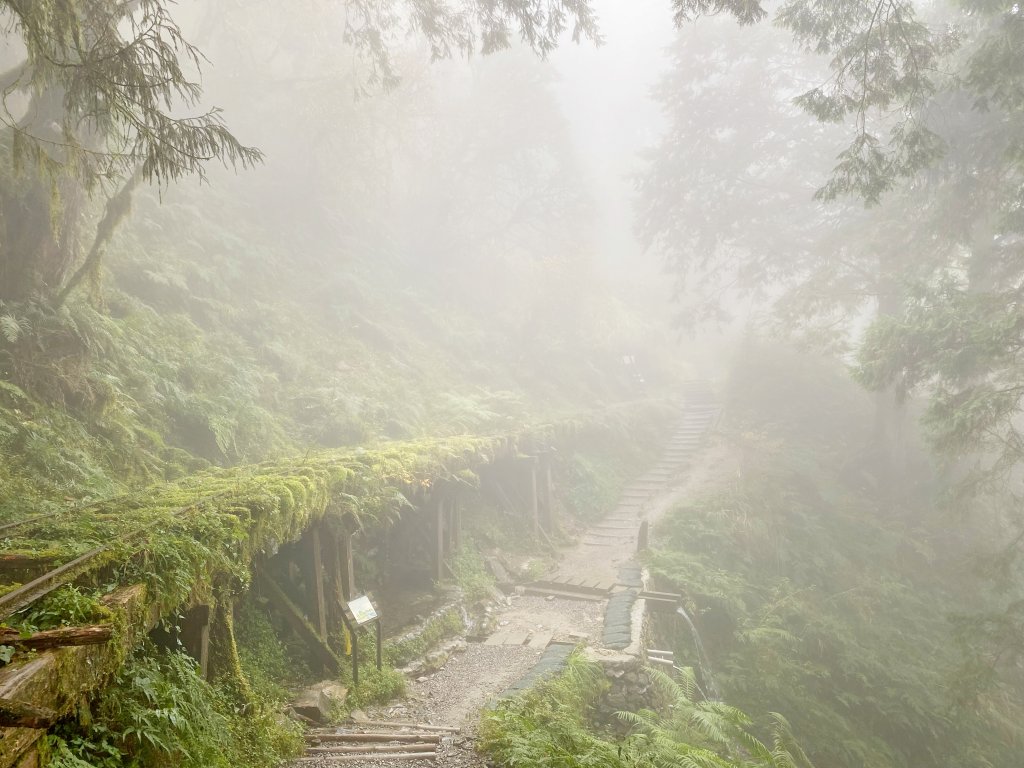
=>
[0,1,1023,767]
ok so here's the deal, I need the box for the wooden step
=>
[331,721,460,733]
[295,754,435,763]
[521,586,606,602]
[306,744,437,754]
[529,579,612,596]
[307,733,440,744]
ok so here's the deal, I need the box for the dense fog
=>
[2,2,1023,768]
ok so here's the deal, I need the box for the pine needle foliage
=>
[2,0,261,188]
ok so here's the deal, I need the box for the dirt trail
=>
[297,394,724,767]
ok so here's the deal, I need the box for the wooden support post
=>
[452,495,462,553]
[341,532,355,601]
[309,526,328,640]
[529,459,539,537]
[435,496,445,584]
[179,604,211,679]
[541,455,554,532]
[324,531,346,653]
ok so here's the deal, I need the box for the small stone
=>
[417,675,428,682]
[546,595,555,601]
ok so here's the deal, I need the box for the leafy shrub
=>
[48,646,301,768]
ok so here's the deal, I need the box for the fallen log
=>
[0,699,59,729]
[0,625,113,651]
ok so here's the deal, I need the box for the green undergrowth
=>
[448,543,496,603]
[479,653,813,768]
[234,597,315,704]
[648,345,1024,768]
[43,644,302,768]
[8,586,110,633]
[384,606,464,668]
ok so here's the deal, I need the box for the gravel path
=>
[374,644,542,728]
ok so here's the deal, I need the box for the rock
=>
[291,680,348,723]
[417,675,429,682]
[349,709,369,723]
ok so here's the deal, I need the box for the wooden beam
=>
[541,455,554,532]
[0,625,112,652]
[294,754,435,764]
[308,527,328,640]
[324,531,347,654]
[256,572,339,674]
[0,700,58,730]
[452,495,462,553]
[341,533,355,602]
[305,744,437,754]
[529,459,539,537]
[328,721,459,733]
[308,733,440,744]
[0,555,57,573]
[435,496,445,584]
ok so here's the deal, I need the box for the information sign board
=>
[347,595,378,626]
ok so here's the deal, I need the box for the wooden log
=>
[324,532,347,654]
[435,497,444,584]
[529,459,539,537]
[294,754,435,764]
[338,720,460,733]
[0,700,58,730]
[309,527,328,640]
[341,533,355,601]
[306,744,437,754]
[307,733,440,744]
[0,625,112,651]
[0,555,57,572]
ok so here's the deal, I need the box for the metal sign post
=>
[342,594,382,685]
